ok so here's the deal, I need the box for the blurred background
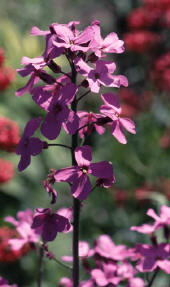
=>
[0,0,170,286]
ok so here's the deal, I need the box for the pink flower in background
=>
[54,145,113,200]
[5,209,39,250]
[94,235,129,261]
[62,241,91,262]
[100,93,136,144]
[136,243,170,273]
[16,117,45,171]
[91,263,121,286]
[0,117,20,152]
[31,208,71,242]
[131,205,170,234]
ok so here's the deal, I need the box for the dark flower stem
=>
[70,58,80,287]
[37,245,44,287]
[147,268,159,287]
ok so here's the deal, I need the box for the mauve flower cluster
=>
[11,20,137,286]
[0,48,15,91]
[59,205,170,286]
[15,21,135,204]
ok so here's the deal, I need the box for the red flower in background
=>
[151,52,170,92]
[0,48,15,91]
[124,31,160,53]
[0,48,5,67]
[0,67,15,91]
[0,159,14,184]
[119,88,152,118]
[0,117,20,152]
[0,227,30,262]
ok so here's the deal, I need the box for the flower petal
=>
[75,145,92,167]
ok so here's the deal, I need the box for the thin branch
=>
[52,257,72,271]
[37,245,44,287]
[76,90,91,102]
[47,143,72,150]
[60,70,72,80]
[147,268,160,287]
[77,121,97,132]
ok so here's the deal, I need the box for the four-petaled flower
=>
[31,208,71,242]
[75,58,128,93]
[100,93,136,144]
[54,145,114,200]
[16,117,45,171]
[32,83,79,139]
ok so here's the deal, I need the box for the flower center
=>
[70,40,74,45]
[80,166,88,174]
[95,72,100,79]
[55,104,62,113]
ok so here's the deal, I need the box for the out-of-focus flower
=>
[31,208,71,242]
[135,183,155,203]
[0,227,30,262]
[0,117,20,152]
[127,8,157,30]
[0,158,14,183]
[151,52,170,92]
[0,67,15,91]
[62,241,92,262]
[131,205,170,235]
[0,277,17,287]
[135,243,170,274]
[160,128,170,149]
[0,48,5,66]
[124,31,160,53]
[157,178,170,200]
[5,209,39,250]
[94,235,129,261]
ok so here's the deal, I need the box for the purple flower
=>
[75,58,128,93]
[52,23,95,53]
[131,205,170,235]
[54,145,114,200]
[100,93,136,144]
[15,56,55,97]
[31,208,71,242]
[94,235,130,261]
[78,111,105,139]
[16,117,45,171]
[89,22,125,57]
[5,209,39,250]
[32,83,79,139]
[135,243,170,274]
